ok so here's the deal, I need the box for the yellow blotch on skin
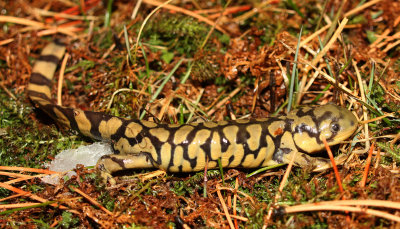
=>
[32,62,58,80]
[149,128,170,142]
[188,129,211,159]
[279,132,297,151]
[173,125,195,144]
[170,146,184,172]
[27,84,51,98]
[33,43,65,80]
[128,137,158,162]
[293,133,320,153]
[210,132,221,160]
[41,43,66,59]
[99,117,123,140]
[246,124,262,151]
[167,123,181,128]
[141,120,158,128]
[226,145,244,168]
[262,135,275,166]
[74,110,92,137]
[203,122,218,128]
[30,96,51,107]
[124,121,143,138]
[222,126,239,143]
[292,116,315,130]
[221,125,239,167]
[235,119,250,124]
[241,147,266,168]
[217,120,229,126]
[181,160,192,172]
[193,149,206,171]
[208,161,217,169]
[160,143,172,169]
[114,138,132,154]
[268,121,286,138]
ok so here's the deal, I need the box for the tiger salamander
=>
[28,41,358,183]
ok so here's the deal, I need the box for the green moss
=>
[191,55,221,81]
[377,142,400,164]
[0,90,85,186]
[59,211,80,228]
[144,13,210,55]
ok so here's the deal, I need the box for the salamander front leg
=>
[96,153,156,184]
[280,150,347,171]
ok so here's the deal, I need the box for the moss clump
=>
[145,13,209,55]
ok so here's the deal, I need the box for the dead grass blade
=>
[57,53,69,106]
[0,182,74,212]
[322,137,344,194]
[310,18,348,68]
[70,186,114,216]
[284,204,400,223]
[0,15,78,37]
[207,87,242,116]
[0,166,58,175]
[216,184,235,229]
[360,142,376,188]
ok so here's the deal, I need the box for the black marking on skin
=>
[39,104,77,130]
[111,143,121,154]
[37,54,61,64]
[166,126,178,170]
[126,132,144,152]
[239,122,272,167]
[316,111,334,124]
[144,128,164,165]
[85,111,116,140]
[110,121,130,147]
[200,130,212,163]
[295,107,314,117]
[219,129,230,153]
[179,127,198,169]
[301,153,311,164]
[294,123,319,138]
[58,107,79,131]
[30,72,53,88]
[254,123,272,167]
[167,146,175,170]
[110,156,127,169]
[228,155,235,165]
[141,151,159,168]
[293,109,334,144]
[268,118,292,164]
[294,108,320,140]
[234,124,250,163]
[315,111,339,142]
[27,90,52,102]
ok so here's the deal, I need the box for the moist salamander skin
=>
[28,42,358,183]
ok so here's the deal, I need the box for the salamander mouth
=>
[330,125,357,145]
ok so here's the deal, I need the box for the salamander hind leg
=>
[96,153,156,184]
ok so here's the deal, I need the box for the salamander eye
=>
[330,122,340,132]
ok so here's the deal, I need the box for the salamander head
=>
[288,104,358,153]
